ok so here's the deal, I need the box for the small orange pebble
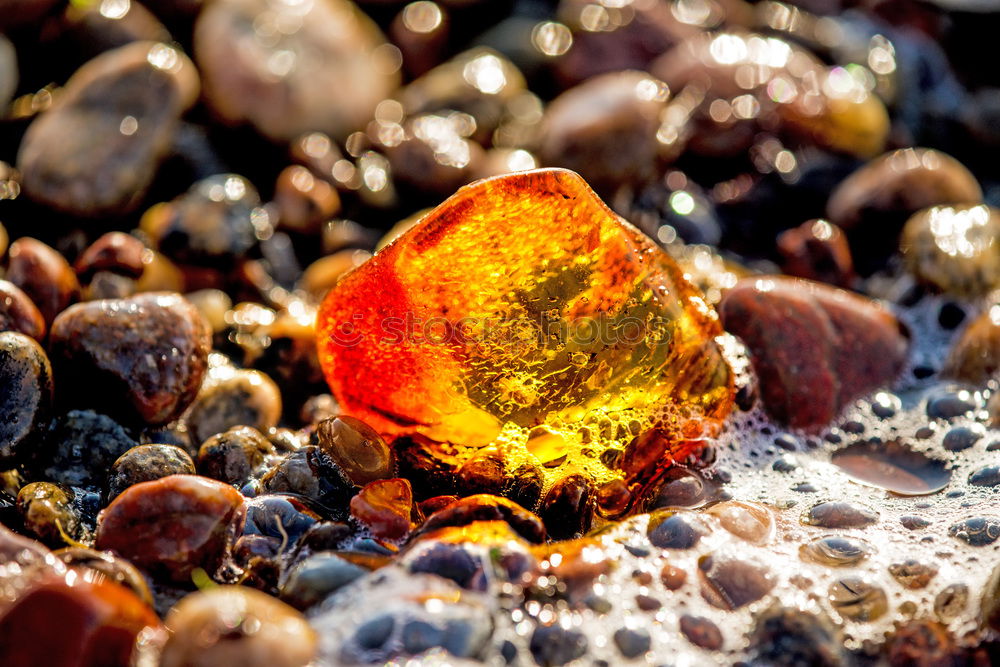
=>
[317,168,733,489]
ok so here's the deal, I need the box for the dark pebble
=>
[748,603,844,666]
[539,474,594,540]
[679,615,723,650]
[355,614,395,650]
[926,390,978,420]
[970,466,1000,486]
[106,444,195,501]
[803,501,879,528]
[529,623,588,667]
[197,426,275,486]
[0,332,53,467]
[259,446,354,516]
[34,410,137,490]
[6,238,81,326]
[0,280,46,340]
[74,232,148,282]
[942,426,982,452]
[243,494,320,546]
[901,515,931,530]
[408,542,479,588]
[281,552,368,610]
[315,415,393,487]
[948,517,1000,546]
[647,510,710,549]
[187,368,282,445]
[416,494,546,543]
[613,627,652,658]
[699,556,774,610]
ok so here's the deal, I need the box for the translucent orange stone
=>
[317,169,732,483]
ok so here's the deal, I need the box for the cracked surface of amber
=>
[317,168,732,486]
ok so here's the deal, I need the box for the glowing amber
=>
[317,169,732,482]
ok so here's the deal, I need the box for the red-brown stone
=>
[350,478,415,541]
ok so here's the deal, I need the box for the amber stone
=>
[6,238,80,327]
[95,474,246,583]
[317,169,732,485]
[349,478,415,541]
[316,416,394,487]
[0,572,160,667]
[415,494,545,543]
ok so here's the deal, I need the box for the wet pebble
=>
[53,546,154,606]
[95,474,246,582]
[0,280,45,341]
[679,615,723,650]
[0,332,53,467]
[197,426,275,486]
[660,564,687,590]
[50,292,211,426]
[349,478,414,541]
[529,623,588,667]
[901,204,1000,297]
[416,494,545,543]
[803,502,879,529]
[408,541,479,588]
[828,577,887,622]
[194,0,398,142]
[17,42,198,217]
[274,165,341,235]
[777,219,855,289]
[969,466,1000,487]
[243,494,319,546]
[925,388,979,420]
[799,535,873,567]
[280,552,368,610]
[942,307,1000,386]
[942,425,983,452]
[719,277,908,429]
[748,604,845,666]
[647,510,710,549]
[6,237,80,327]
[16,481,80,546]
[161,586,316,667]
[539,474,594,540]
[74,232,148,283]
[948,517,1000,546]
[934,583,969,622]
[613,627,652,658]
[106,443,195,501]
[315,415,393,487]
[705,501,774,544]
[699,556,774,610]
[259,446,354,513]
[888,560,938,589]
[33,410,137,490]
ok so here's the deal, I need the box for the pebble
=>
[49,292,212,425]
[16,481,80,546]
[194,0,398,142]
[161,586,316,667]
[804,501,879,529]
[828,577,887,622]
[613,627,652,658]
[0,571,161,665]
[800,535,873,567]
[106,443,195,501]
[0,332,53,467]
[886,620,961,666]
[0,34,14,109]
[679,615,723,651]
[925,387,979,420]
[416,494,546,543]
[969,466,1000,487]
[315,415,394,487]
[941,425,982,452]
[74,232,148,283]
[280,552,368,610]
[660,564,687,590]
[826,148,982,273]
[143,174,269,270]
[642,466,718,511]
[719,277,908,429]
[941,306,1000,386]
[408,541,479,588]
[888,560,938,589]
[901,204,1000,297]
[259,446,355,513]
[777,219,855,289]
[349,478,414,541]
[95,474,246,582]
[540,474,595,540]
[948,516,1000,546]
[0,280,45,341]
[748,604,845,666]
[197,426,275,486]
[705,501,774,544]
[934,583,969,622]
[538,71,668,197]
[5,237,80,327]
[699,556,774,610]
[53,546,155,606]
[456,450,506,497]
[529,623,588,667]
[17,42,198,216]
[274,165,341,235]
[647,510,710,549]
[33,409,137,490]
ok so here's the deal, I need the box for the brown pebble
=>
[74,232,148,282]
[661,564,687,590]
[49,292,211,425]
[804,501,879,528]
[315,415,394,487]
[679,614,724,650]
[187,367,282,444]
[0,279,45,341]
[274,165,341,235]
[941,306,1000,386]
[777,219,855,289]
[197,426,275,486]
[6,237,80,326]
[0,331,53,467]
[349,478,415,541]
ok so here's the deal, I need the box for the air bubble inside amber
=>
[317,169,732,486]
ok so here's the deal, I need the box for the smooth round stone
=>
[280,552,367,610]
[934,583,968,622]
[748,604,845,666]
[17,42,198,217]
[243,495,320,545]
[942,307,1000,386]
[6,238,80,327]
[777,219,855,289]
[161,586,316,667]
[194,0,399,142]
[106,444,195,501]
[0,572,161,666]
[642,466,718,511]
[718,277,908,430]
[540,474,595,540]
[49,292,212,425]
[259,446,355,512]
[831,438,951,496]
[315,415,393,487]
[970,466,1000,486]
[16,482,80,546]
[95,474,246,582]
[948,516,1000,546]
[613,627,652,658]
[0,280,45,341]
[699,555,774,610]
[456,450,506,497]
[197,426,275,486]
[802,501,879,529]
[942,425,983,452]
[53,546,155,607]
[926,387,979,419]
[0,332,53,467]
[538,71,668,197]
[33,410,137,490]
[647,510,711,550]
[888,560,938,589]
[415,494,546,543]
[902,204,1000,297]
[799,535,873,566]
[705,501,774,544]
[529,623,588,667]
[828,577,887,622]
[349,478,414,541]
[74,232,148,283]
[142,174,268,270]
[679,615,723,650]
